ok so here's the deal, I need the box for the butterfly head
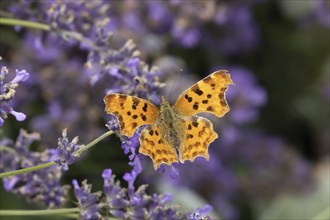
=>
[160,96,170,107]
[160,96,177,123]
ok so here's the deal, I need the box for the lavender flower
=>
[105,114,121,134]
[116,125,144,187]
[54,128,82,171]
[102,168,212,219]
[224,66,267,124]
[8,1,164,102]
[0,58,30,126]
[211,4,260,55]
[87,32,164,101]
[314,0,330,28]
[9,0,110,40]
[72,179,102,220]
[102,169,128,218]
[0,129,70,208]
[188,204,213,220]
[108,1,261,55]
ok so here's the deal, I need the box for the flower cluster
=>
[0,129,70,208]
[0,58,29,126]
[109,1,260,55]
[1,0,324,219]
[72,168,212,220]
[8,0,164,101]
[72,179,102,219]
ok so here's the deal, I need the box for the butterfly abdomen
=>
[158,98,185,152]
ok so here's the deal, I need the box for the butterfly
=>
[104,70,233,170]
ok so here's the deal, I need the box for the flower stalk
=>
[0,161,55,178]
[0,17,50,31]
[0,130,114,178]
[0,208,79,216]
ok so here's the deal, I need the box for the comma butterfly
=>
[104,70,233,170]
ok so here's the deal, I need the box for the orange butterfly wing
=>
[104,94,159,137]
[173,70,233,117]
[139,125,178,170]
[179,116,218,163]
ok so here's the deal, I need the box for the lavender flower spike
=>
[1,129,70,208]
[72,179,102,220]
[0,57,30,126]
[55,128,81,171]
[102,168,212,220]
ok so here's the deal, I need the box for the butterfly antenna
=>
[134,77,161,104]
[167,69,183,101]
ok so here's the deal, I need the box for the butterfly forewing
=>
[104,94,159,137]
[173,70,233,117]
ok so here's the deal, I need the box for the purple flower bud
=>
[72,179,102,220]
[54,129,81,171]
[0,59,30,126]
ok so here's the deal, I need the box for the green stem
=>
[0,18,50,31]
[0,208,79,216]
[0,17,97,49]
[0,145,16,153]
[0,162,56,178]
[0,130,114,178]
[73,130,114,157]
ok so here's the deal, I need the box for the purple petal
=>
[10,109,26,121]
[12,69,29,83]
[102,169,112,180]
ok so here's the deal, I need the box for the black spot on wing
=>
[119,94,127,100]
[203,76,212,83]
[132,122,138,129]
[132,98,140,110]
[192,121,199,127]
[193,102,199,110]
[184,94,193,103]
[207,106,214,111]
[142,103,148,112]
[192,86,204,96]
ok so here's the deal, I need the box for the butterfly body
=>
[104,70,233,170]
[157,96,185,155]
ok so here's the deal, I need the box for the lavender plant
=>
[0,1,213,219]
[1,1,326,220]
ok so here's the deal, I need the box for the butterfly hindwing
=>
[173,70,233,117]
[139,125,179,170]
[179,116,218,163]
[104,94,159,137]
